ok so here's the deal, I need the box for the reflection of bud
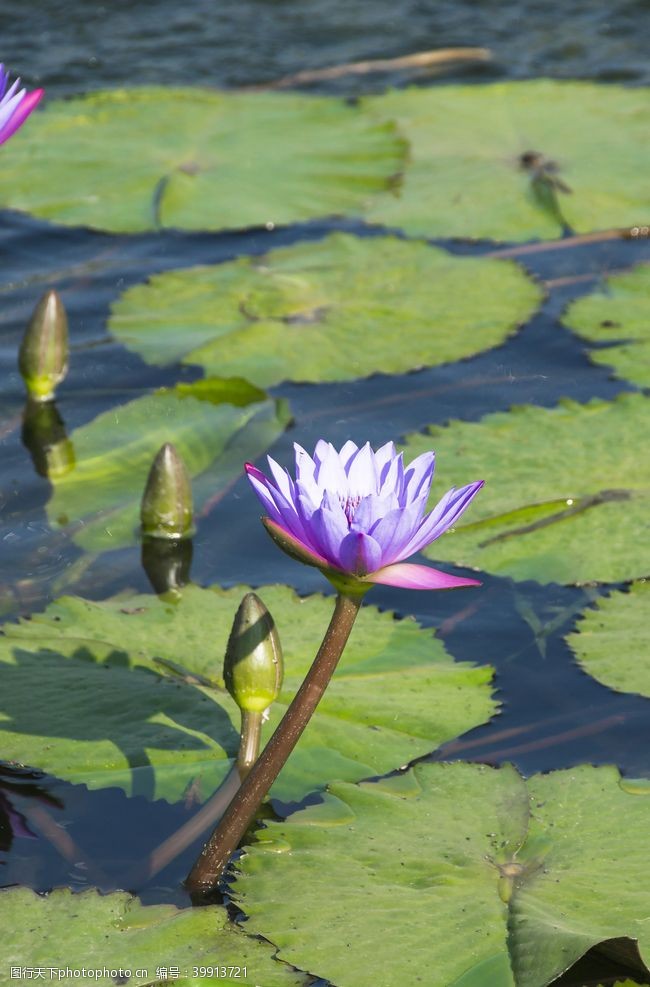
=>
[141,537,193,596]
[140,443,194,540]
[18,291,69,402]
[224,593,283,714]
[21,399,75,480]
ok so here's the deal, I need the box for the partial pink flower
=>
[0,64,43,146]
[246,440,484,592]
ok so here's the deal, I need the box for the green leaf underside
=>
[562,264,650,387]
[0,585,495,804]
[109,233,542,387]
[364,81,650,242]
[402,392,650,585]
[235,763,650,987]
[0,87,404,233]
[0,888,306,987]
[46,378,290,552]
[566,581,650,698]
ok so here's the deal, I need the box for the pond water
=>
[1,3,649,983]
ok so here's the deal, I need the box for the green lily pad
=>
[402,392,650,585]
[235,763,650,987]
[0,584,495,804]
[0,887,307,986]
[566,581,650,697]
[108,233,542,387]
[46,378,290,552]
[0,87,404,233]
[562,265,650,387]
[364,81,650,242]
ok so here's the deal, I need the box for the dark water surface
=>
[0,8,648,984]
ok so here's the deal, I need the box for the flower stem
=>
[185,592,363,899]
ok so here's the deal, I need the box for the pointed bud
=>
[224,593,283,713]
[140,443,194,540]
[18,290,69,402]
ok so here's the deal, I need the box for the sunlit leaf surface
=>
[46,378,290,552]
[402,393,650,585]
[0,585,495,804]
[109,233,542,386]
[235,763,650,987]
[566,581,650,697]
[364,81,649,241]
[562,264,650,387]
[0,88,404,233]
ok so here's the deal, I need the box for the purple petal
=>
[314,441,348,492]
[245,464,285,526]
[349,493,394,533]
[293,443,317,486]
[366,562,482,590]
[262,518,332,570]
[378,452,405,503]
[246,463,313,545]
[374,441,397,481]
[266,455,296,503]
[338,440,359,470]
[0,87,43,144]
[308,491,350,563]
[399,481,484,558]
[345,442,378,496]
[339,530,384,575]
[0,66,7,100]
[403,452,435,502]
[366,497,428,565]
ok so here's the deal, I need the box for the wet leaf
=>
[0,887,307,986]
[566,581,650,698]
[109,233,542,386]
[46,378,290,552]
[0,585,495,804]
[364,81,649,241]
[402,392,650,585]
[235,763,650,987]
[562,264,650,387]
[0,87,404,233]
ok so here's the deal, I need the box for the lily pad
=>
[0,87,404,233]
[46,378,290,552]
[566,581,650,698]
[235,763,650,987]
[402,392,650,585]
[109,233,542,387]
[0,584,495,804]
[0,887,307,986]
[364,81,650,241]
[562,265,650,387]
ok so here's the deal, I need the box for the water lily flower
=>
[0,64,43,146]
[246,440,484,593]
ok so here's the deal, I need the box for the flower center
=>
[339,493,361,525]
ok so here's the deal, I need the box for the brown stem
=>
[185,592,362,898]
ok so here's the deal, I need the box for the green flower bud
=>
[140,443,194,540]
[18,290,69,402]
[224,593,283,713]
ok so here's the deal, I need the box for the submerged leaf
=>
[0,585,495,804]
[364,81,650,241]
[566,580,650,697]
[109,233,542,386]
[46,378,290,552]
[235,763,650,987]
[402,393,650,585]
[0,87,404,233]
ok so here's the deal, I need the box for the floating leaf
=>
[235,763,650,987]
[109,233,542,387]
[0,887,307,986]
[46,378,290,552]
[0,585,495,804]
[402,392,650,585]
[364,81,650,241]
[566,581,650,697]
[562,264,650,387]
[0,87,404,233]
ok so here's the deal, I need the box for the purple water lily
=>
[0,64,43,146]
[246,440,484,592]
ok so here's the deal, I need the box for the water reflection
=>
[21,398,75,480]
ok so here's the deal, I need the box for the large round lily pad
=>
[0,887,307,986]
[566,581,650,698]
[0,584,495,804]
[46,378,290,553]
[109,233,542,387]
[0,87,404,233]
[235,763,650,987]
[402,392,650,585]
[562,264,650,387]
[364,81,650,241]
